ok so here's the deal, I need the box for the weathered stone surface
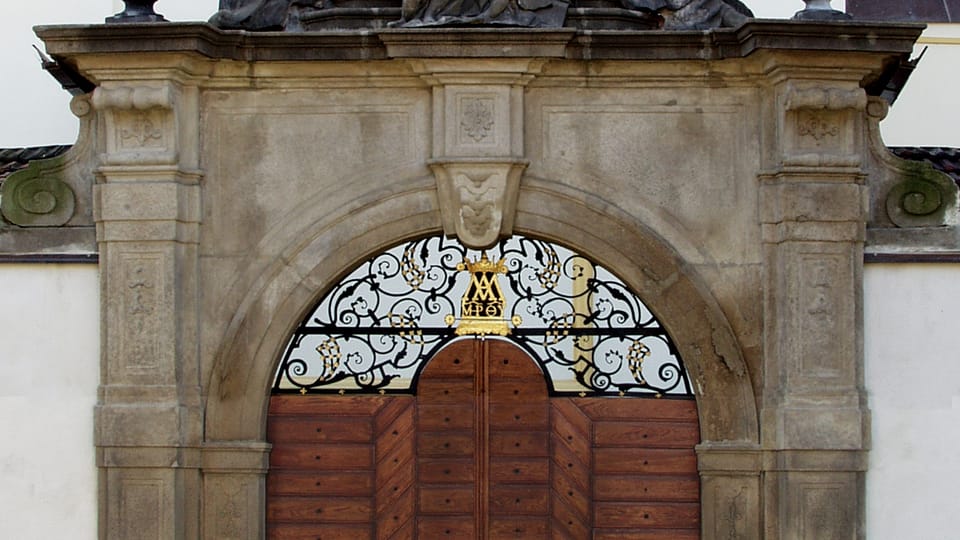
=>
[34,19,925,540]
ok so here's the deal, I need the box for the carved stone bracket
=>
[92,83,179,166]
[1,155,76,227]
[863,97,960,231]
[0,94,100,229]
[780,84,866,168]
[431,159,527,249]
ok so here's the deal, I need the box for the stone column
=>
[92,80,204,539]
[759,78,870,539]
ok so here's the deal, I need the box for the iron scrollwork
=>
[274,234,693,398]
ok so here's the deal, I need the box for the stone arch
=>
[204,175,758,447]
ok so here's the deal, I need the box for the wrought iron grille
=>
[273,234,693,398]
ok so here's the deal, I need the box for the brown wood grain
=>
[488,431,550,456]
[416,516,476,537]
[489,402,549,429]
[268,471,374,497]
[374,401,415,461]
[489,485,550,514]
[269,394,386,416]
[417,457,476,484]
[267,496,373,523]
[267,415,373,444]
[594,447,698,474]
[375,490,415,540]
[575,397,698,421]
[417,403,474,430]
[488,516,550,537]
[592,529,700,540]
[267,523,372,540]
[594,474,700,502]
[267,341,702,538]
[270,444,373,470]
[594,501,700,528]
[418,486,475,514]
[416,379,474,402]
[593,420,701,448]
[489,457,550,484]
[417,431,476,457]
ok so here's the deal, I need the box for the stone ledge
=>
[866,226,960,258]
[0,226,96,256]
[380,28,575,57]
[201,442,272,474]
[36,20,924,64]
[98,446,202,468]
[697,445,868,473]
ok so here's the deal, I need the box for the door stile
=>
[474,338,489,540]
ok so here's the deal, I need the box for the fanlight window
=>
[274,234,692,398]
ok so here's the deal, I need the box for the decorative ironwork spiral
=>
[274,234,692,397]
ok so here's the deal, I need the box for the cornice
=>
[35,20,925,64]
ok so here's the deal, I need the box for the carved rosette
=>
[431,160,527,249]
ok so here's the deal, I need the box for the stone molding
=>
[381,28,574,58]
[783,84,867,112]
[92,84,174,111]
[35,21,925,63]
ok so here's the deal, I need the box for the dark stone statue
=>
[395,0,568,27]
[210,0,312,30]
[209,0,752,30]
[620,0,752,29]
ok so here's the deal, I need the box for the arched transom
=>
[274,234,692,398]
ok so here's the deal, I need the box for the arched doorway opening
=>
[265,234,700,538]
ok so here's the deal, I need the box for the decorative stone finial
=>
[106,0,167,23]
[794,0,851,20]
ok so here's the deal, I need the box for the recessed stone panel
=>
[444,86,512,157]
[536,100,757,263]
[204,91,429,255]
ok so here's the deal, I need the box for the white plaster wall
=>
[0,265,99,540]
[865,264,960,539]
[882,24,960,147]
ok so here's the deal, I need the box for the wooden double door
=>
[267,339,700,538]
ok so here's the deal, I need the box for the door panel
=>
[266,339,701,538]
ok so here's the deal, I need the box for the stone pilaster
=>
[697,443,763,539]
[200,442,272,539]
[92,79,203,539]
[759,74,869,539]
